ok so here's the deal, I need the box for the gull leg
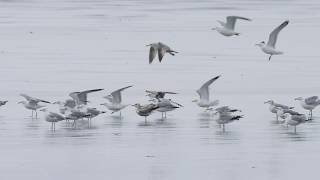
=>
[165,112,167,119]
[276,114,278,121]
[294,126,297,134]
[222,124,225,132]
[269,55,272,61]
[35,110,38,119]
[119,111,122,118]
[310,110,313,120]
[31,110,33,118]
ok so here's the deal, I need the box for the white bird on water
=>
[283,113,308,133]
[40,108,65,131]
[193,75,220,109]
[19,94,51,118]
[101,86,132,117]
[132,103,159,122]
[69,89,103,106]
[213,110,243,132]
[264,100,293,121]
[212,16,251,36]
[295,96,320,119]
[154,98,182,119]
[256,20,289,61]
[146,42,178,64]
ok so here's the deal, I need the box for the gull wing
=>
[110,86,133,104]
[196,75,220,101]
[267,20,289,48]
[225,16,251,30]
[70,89,103,105]
[149,46,157,64]
[48,112,65,121]
[158,42,171,62]
[20,94,50,104]
[305,96,319,105]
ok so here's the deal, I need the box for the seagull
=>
[275,107,302,120]
[283,113,308,133]
[40,108,65,131]
[69,89,103,106]
[264,100,294,121]
[212,16,251,36]
[53,99,76,114]
[146,90,177,100]
[295,96,320,119]
[155,98,181,119]
[65,108,91,127]
[19,94,51,118]
[193,75,220,109]
[213,110,243,132]
[132,103,159,122]
[146,42,178,64]
[256,20,289,61]
[101,86,132,117]
[0,100,8,107]
[85,107,106,127]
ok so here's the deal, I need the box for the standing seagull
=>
[40,108,65,131]
[264,100,294,121]
[155,98,181,119]
[146,42,178,64]
[295,96,320,119]
[193,75,220,109]
[132,103,159,123]
[69,89,103,106]
[256,20,289,61]
[283,113,308,133]
[19,94,51,118]
[101,86,132,117]
[212,16,251,36]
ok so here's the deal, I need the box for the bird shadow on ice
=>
[104,116,123,128]
[137,121,154,127]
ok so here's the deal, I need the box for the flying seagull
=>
[146,42,178,64]
[193,75,221,109]
[256,20,289,61]
[146,90,177,100]
[212,16,251,36]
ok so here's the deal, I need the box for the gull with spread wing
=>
[19,94,51,118]
[256,20,289,61]
[212,16,251,36]
[193,75,220,109]
[69,89,103,106]
[146,42,178,64]
[101,86,132,117]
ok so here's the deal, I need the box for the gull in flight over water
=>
[69,89,103,106]
[295,96,320,119]
[212,16,251,36]
[256,20,289,61]
[264,100,293,121]
[101,86,132,117]
[146,42,178,64]
[132,103,159,123]
[193,75,220,109]
[19,94,51,118]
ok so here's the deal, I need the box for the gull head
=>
[264,100,274,104]
[255,41,265,47]
[132,103,141,108]
[294,97,303,101]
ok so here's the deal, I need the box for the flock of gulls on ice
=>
[0,16,319,133]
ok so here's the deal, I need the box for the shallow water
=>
[1,0,320,179]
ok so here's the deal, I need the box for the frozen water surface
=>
[1,0,320,179]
